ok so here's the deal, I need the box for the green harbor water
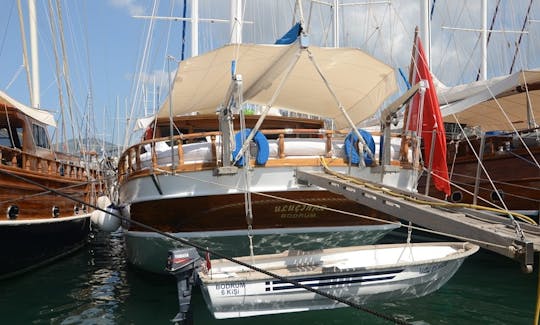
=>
[0,230,537,324]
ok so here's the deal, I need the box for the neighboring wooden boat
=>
[197,242,479,319]
[0,91,105,279]
[419,69,540,218]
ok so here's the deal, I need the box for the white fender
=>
[91,205,121,232]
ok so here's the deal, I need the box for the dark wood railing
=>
[0,145,98,181]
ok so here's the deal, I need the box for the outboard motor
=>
[166,247,202,324]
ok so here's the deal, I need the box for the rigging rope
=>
[151,164,514,251]
[318,157,537,226]
[509,0,534,74]
[448,116,526,233]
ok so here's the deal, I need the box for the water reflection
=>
[56,230,130,324]
[0,230,131,324]
[0,229,537,324]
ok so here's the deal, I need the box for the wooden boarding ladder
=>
[295,170,540,272]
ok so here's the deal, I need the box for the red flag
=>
[407,36,451,196]
[205,251,211,271]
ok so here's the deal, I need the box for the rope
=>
[238,111,256,260]
[306,47,375,162]
[319,157,537,226]
[0,167,413,325]
[424,167,537,225]
[434,172,538,216]
[449,119,522,224]
[232,44,302,165]
[150,164,511,251]
[509,0,534,74]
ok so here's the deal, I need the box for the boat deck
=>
[295,170,540,272]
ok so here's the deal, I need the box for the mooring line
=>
[0,167,413,325]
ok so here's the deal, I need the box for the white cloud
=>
[109,0,145,16]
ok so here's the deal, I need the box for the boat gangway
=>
[295,170,540,272]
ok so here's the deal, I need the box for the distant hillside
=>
[56,138,121,157]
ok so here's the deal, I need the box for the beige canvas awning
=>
[438,69,540,131]
[157,42,397,129]
[0,90,56,127]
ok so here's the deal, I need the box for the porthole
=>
[491,190,504,202]
[7,205,19,220]
[451,191,463,203]
[52,206,60,218]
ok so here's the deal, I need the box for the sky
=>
[1,0,539,151]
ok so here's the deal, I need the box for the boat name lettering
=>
[280,213,317,219]
[419,261,447,274]
[216,282,245,296]
[274,204,325,213]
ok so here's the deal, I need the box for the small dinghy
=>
[198,242,479,319]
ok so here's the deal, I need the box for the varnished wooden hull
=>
[0,167,95,279]
[420,143,540,215]
[0,167,91,220]
[0,215,91,279]
[129,191,394,232]
[124,189,400,274]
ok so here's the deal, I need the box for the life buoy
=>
[233,128,269,166]
[344,129,376,165]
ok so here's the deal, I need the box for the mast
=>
[480,0,487,80]
[191,0,198,57]
[420,0,430,65]
[230,0,243,44]
[28,0,40,108]
[333,0,339,48]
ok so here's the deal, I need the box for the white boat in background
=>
[197,242,479,319]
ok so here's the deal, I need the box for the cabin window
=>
[32,124,50,149]
[0,128,12,147]
[0,125,23,149]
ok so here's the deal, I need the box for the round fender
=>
[90,205,121,232]
[233,128,269,166]
[344,129,376,165]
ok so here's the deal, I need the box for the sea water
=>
[0,230,537,324]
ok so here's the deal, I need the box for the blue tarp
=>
[275,23,302,44]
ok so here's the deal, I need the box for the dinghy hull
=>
[198,242,479,319]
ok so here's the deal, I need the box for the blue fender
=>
[233,128,269,166]
[344,129,376,165]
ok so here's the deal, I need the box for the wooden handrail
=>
[116,127,408,183]
[0,145,97,181]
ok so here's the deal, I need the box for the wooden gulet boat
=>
[115,33,424,274]
[0,91,105,279]
[419,69,540,218]
[117,112,410,274]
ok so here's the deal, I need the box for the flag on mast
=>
[407,35,451,196]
